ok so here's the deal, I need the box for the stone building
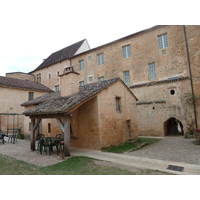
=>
[30,25,200,137]
[0,75,52,136]
[22,72,138,155]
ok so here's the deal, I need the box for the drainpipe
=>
[183,25,198,128]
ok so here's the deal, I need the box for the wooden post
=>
[57,117,71,157]
[30,118,35,151]
[30,118,41,151]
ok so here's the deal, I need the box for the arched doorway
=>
[164,118,184,136]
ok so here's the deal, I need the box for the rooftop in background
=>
[30,39,90,73]
[0,76,53,92]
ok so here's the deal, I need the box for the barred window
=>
[122,45,131,58]
[123,71,130,84]
[79,60,84,71]
[97,53,104,65]
[158,33,168,49]
[148,63,156,80]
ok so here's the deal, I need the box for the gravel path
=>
[124,136,200,165]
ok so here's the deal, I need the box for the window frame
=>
[98,76,104,82]
[148,62,156,80]
[158,33,168,49]
[97,53,104,65]
[79,81,84,86]
[115,96,122,113]
[79,60,84,71]
[123,71,130,84]
[122,45,131,58]
[28,92,34,101]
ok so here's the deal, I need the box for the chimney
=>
[60,68,80,97]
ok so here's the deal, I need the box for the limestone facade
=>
[25,25,200,137]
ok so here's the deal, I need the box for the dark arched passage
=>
[164,118,184,136]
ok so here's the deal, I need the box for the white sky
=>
[0,0,198,76]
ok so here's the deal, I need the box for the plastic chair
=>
[43,137,59,155]
[37,138,45,155]
[8,131,18,144]
[36,134,45,140]
[56,134,64,152]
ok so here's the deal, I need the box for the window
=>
[79,81,84,86]
[122,45,131,58]
[48,74,51,79]
[88,76,93,83]
[98,77,104,82]
[148,63,156,80]
[36,73,41,82]
[97,53,104,65]
[48,123,51,133]
[28,92,34,101]
[56,71,60,77]
[79,60,84,71]
[123,71,130,84]
[158,33,168,49]
[116,97,121,113]
[55,85,60,91]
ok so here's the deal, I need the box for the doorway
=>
[164,118,184,136]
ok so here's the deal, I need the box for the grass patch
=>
[0,154,172,175]
[101,137,160,153]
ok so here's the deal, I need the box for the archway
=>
[164,117,184,136]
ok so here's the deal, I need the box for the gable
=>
[31,39,90,72]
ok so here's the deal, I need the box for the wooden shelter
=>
[21,76,138,156]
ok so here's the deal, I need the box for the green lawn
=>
[101,137,160,153]
[0,154,172,175]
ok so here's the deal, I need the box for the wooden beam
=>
[30,119,41,151]
[30,118,36,151]
[57,117,71,157]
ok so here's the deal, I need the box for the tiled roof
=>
[130,76,189,88]
[23,78,128,116]
[31,39,86,72]
[21,92,60,106]
[0,76,53,92]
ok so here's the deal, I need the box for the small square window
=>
[98,77,104,82]
[55,85,60,92]
[88,76,93,83]
[88,56,92,61]
[79,81,84,86]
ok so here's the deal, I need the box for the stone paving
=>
[1,136,200,174]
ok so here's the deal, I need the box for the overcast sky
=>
[0,0,198,76]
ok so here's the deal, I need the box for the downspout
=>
[183,25,198,128]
